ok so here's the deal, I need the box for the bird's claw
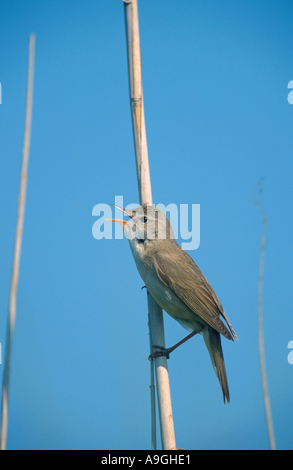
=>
[148,345,171,360]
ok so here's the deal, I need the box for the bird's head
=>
[107,204,175,245]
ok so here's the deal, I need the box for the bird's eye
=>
[142,216,148,223]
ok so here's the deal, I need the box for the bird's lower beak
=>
[106,218,128,226]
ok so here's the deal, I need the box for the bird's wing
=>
[154,248,238,341]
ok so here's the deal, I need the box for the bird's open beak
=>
[106,205,134,226]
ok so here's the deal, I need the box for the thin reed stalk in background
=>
[0,34,36,451]
[256,178,276,451]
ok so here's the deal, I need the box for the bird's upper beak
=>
[106,205,134,227]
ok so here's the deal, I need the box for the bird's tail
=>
[203,327,230,404]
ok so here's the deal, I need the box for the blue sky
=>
[0,0,292,450]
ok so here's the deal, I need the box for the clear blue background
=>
[0,0,292,450]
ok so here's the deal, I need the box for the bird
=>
[109,203,238,403]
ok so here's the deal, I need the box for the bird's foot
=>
[148,345,173,360]
[148,330,199,361]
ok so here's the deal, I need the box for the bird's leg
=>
[149,330,198,360]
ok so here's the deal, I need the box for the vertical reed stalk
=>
[123,0,176,450]
[257,179,276,450]
[0,34,35,451]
